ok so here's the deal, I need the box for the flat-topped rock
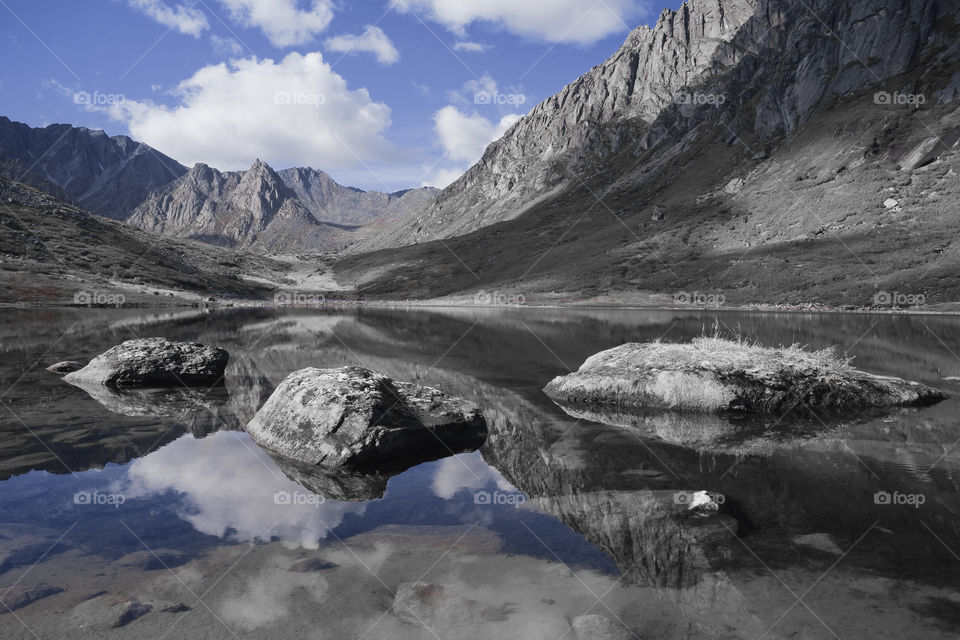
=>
[544,338,945,416]
[246,366,487,470]
[63,338,229,388]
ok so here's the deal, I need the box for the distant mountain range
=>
[0,116,437,252]
[0,115,187,220]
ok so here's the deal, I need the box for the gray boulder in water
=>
[246,366,486,470]
[63,338,229,388]
[544,338,945,416]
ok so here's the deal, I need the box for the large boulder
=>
[246,367,487,470]
[63,338,229,388]
[544,338,945,416]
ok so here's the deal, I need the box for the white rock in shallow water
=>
[246,366,487,469]
[883,198,899,209]
[687,490,720,512]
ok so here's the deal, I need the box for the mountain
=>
[126,160,351,252]
[127,161,438,253]
[0,175,289,304]
[277,167,438,227]
[340,0,960,306]
[0,116,187,220]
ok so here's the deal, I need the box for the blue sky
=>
[1,0,683,191]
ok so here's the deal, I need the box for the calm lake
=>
[1,307,959,639]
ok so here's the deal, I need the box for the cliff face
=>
[359,0,955,251]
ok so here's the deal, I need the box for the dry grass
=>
[647,336,853,377]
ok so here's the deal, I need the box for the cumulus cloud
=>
[218,0,334,47]
[453,41,488,53]
[434,106,520,163]
[422,105,521,187]
[324,25,400,65]
[107,51,392,171]
[392,0,650,45]
[127,0,209,37]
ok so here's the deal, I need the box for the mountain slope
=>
[338,0,960,307]
[359,0,761,250]
[0,116,187,220]
[0,176,290,304]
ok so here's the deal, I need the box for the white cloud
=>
[324,25,400,65]
[434,106,519,162]
[127,0,209,37]
[453,41,488,53]
[108,51,393,171]
[218,0,334,47]
[423,105,521,187]
[392,0,649,45]
[211,34,244,57]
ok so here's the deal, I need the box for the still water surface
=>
[1,307,959,638]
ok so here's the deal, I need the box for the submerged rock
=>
[572,614,635,640]
[392,582,510,629]
[63,338,229,388]
[793,533,843,555]
[46,360,83,374]
[71,593,152,629]
[247,366,486,470]
[544,338,944,416]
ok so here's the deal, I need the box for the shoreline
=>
[0,298,955,315]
